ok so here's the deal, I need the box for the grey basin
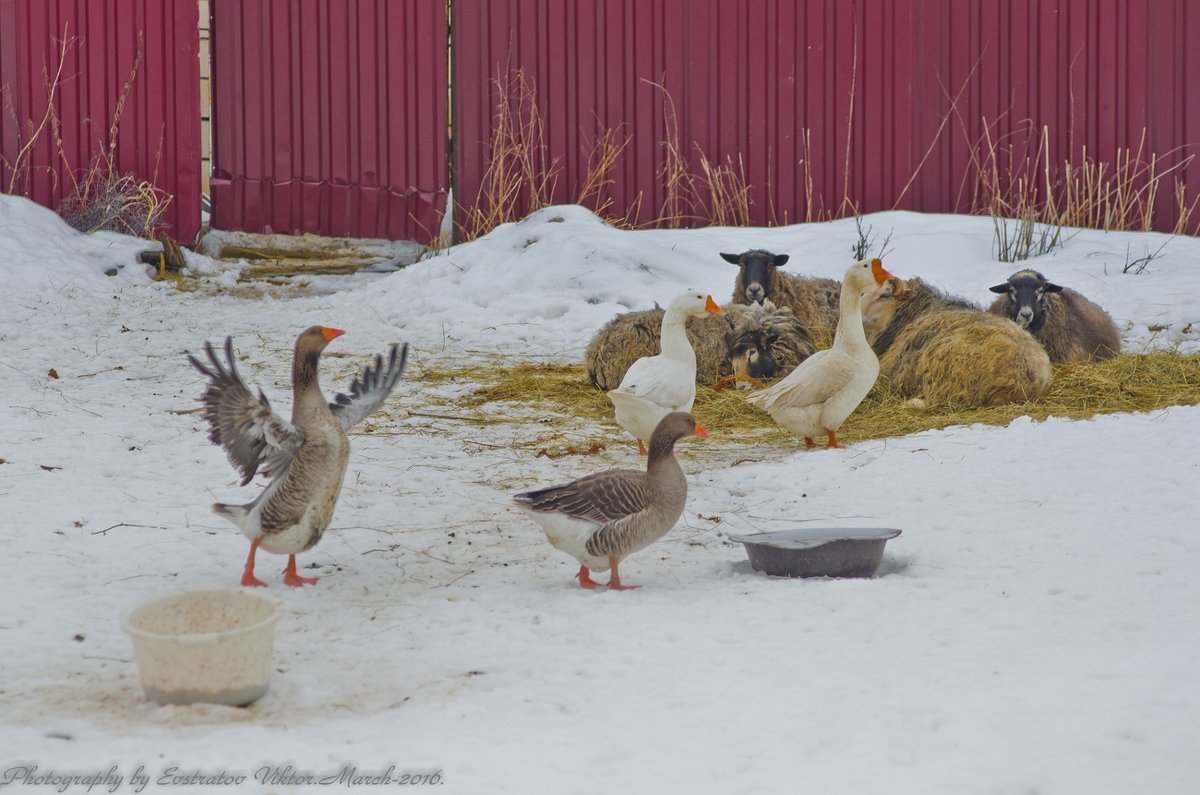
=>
[730,527,902,578]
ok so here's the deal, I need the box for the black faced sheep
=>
[584,300,815,390]
[724,299,817,388]
[988,269,1121,363]
[722,249,841,346]
[861,276,1052,407]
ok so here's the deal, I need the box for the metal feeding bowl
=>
[730,527,902,578]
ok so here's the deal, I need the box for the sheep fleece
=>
[881,311,1052,407]
[988,288,1121,363]
[731,272,841,346]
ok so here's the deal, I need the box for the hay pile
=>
[412,352,1200,451]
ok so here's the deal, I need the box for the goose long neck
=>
[834,285,872,354]
[292,347,326,412]
[659,308,695,363]
[646,437,683,478]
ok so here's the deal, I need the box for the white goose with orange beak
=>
[747,258,893,449]
[607,290,723,454]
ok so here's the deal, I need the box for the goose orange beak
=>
[870,258,894,285]
[694,422,710,439]
[705,295,723,315]
[322,327,345,341]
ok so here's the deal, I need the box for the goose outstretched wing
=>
[328,342,409,431]
[188,337,305,485]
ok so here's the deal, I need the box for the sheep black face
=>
[989,269,1063,332]
[725,330,780,383]
[722,250,790,304]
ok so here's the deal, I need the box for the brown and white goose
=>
[513,411,708,590]
[188,326,408,587]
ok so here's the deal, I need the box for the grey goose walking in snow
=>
[188,326,408,586]
[514,412,708,589]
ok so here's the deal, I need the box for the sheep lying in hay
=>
[584,300,815,391]
[722,249,841,345]
[988,269,1122,363]
[725,300,817,388]
[860,276,1053,407]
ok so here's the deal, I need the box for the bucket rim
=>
[122,589,281,642]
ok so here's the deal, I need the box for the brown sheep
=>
[722,249,841,346]
[584,301,814,390]
[861,276,1052,407]
[987,269,1121,363]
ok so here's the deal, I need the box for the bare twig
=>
[92,523,168,536]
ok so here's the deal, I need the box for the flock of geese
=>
[189,258,894,590]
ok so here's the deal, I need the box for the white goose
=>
[746,258,893,448]
[607,290,723,454]
[188,327,408,586]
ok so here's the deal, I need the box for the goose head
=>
[843,258,894,299]
[292,326,345,387]
[667,290,724,319]
[295,325,345,355]
[649,411,710,447]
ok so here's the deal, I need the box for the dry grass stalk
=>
[840,31,858,215]
[575,124,627,217]
[646,78,698,228]
[893,59,981,213]
[2,29,74,196]
[1173,177,1198,235]
[697,152,752,226]
[970,119,1197,256]
[576,122,643,228]
[460,68,560,241]
[646,79,756,228]
[53,32,169,237]
[799,127,822,223]
[57,161,171,237]
[462,71,646,238]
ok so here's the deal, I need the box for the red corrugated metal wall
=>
[4,2,1195,245]
[454,0,1200,234]
[0,0,201,241]
[208,0,450,242]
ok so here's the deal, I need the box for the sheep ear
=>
[1043,282,1064,293]
[988,283,1009,293]
[724,331,736,349]
[765,333,780,346]
[720,252,741,265]
[773,254,790,268]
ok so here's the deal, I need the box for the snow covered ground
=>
[1,195,1198,794]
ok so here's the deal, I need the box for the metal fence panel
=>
[208,0,450,242]
[454,0,1199,234]
[0,0,201,241]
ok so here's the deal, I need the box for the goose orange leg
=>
[577,565,604,589]
[803,436,816,448]
[282,554,319,587]
[241,539,268,588]
[637,439,647,456]
[826,430,841,449]
[605,557,640,590]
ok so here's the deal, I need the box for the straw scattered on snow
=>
[408,352,1200,454]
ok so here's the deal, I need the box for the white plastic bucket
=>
[123,590,281,706]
